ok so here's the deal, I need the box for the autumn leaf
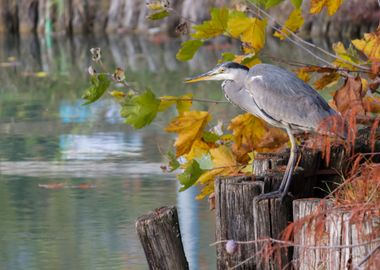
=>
[192,7,229,39]
[352,28,380,62]
[314,72,340,90]
[227,13,267,52]
[196,145,240,199]
[296,67,311,82]
[332,42,360,69]
[159,94,193,114]
[176,40,204,61]
[184,140,210,162]
[274,9,304,40]
[333,77,365,114]
[165,111,211,157]
[363,95,380,114]
[310,0,344,16]
[120,89,160,129]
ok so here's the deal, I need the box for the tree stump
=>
[215,175,263,270]
[136,206,189,270]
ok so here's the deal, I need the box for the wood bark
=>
[135,206,189,270]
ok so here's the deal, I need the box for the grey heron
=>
[185,62,342,200]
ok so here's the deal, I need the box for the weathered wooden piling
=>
[215,175,263,269]
[136,206,189,270]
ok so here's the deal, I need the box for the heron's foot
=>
[255,190,289,202]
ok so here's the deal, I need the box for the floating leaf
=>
[82,74,111,105]
[165,111,211,157]
[274,9,304,40]
[310,0,344,16]
[352,29,380,62]
[176,40,204,61]
[147,10,170,20]
[120,89,160,129]
[177,160,204,192]
[192,7,229,39]
[314,72,340,90]
[333,77,365,114]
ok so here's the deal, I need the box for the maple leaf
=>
[332,42,360,69]
[184,139,210,162]
[165,111,211,157]
[352,28,380,62]
[296,67,311,82]
[227,12,267,53]
[228,113,288,161]
[196,145,240,199]
[333,77,365,114]
[274,8,304,40]
[192,7,229,39]
[310,0,344,16]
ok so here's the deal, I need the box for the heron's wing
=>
[244,64,336,130]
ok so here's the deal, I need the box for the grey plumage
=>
[185,61,341,200]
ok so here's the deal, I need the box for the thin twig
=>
[247,2,370,72]
[354,243,380,269]
[159,97,229,104]
[211,237,380,250]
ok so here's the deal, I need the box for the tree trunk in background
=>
[19,0,38,33]
[0,0,19,34]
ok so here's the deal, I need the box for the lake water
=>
[0,33,332,270]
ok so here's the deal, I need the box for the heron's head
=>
[185,62,249,83]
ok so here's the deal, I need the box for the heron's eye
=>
[219,68,225,73]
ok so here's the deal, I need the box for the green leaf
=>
[166,151,180,172]
[120,89,160,129]
[202,131,220,143]
[191,7,229,39]
[266,0,284,9]
[290,0,303,8]
[220,52,236,62]
[176,40,204,61]
[177,160,204,192]
[147,10,170,20]
[82,74,110,105]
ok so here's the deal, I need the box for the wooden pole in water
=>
[136,206,189,270]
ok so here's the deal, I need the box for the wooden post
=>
[215,175,264,270]
[136,206,189,270]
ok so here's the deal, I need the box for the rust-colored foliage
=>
[333,77,365,114]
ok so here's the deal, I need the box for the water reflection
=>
[0,33,333,269]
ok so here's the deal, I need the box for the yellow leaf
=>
[35,71,48,78]
[228,113,288,161]
[296,68,311,82]
[310,0,344,16]
[314,72,340,90]
[234,54,261,68]
[184,140,210,161]
[274,9,304,40]
[165,111,211,157]
[196,181,214,200]
[332,42,359,69]
[363,95,380,114]
[177,94,193,114]
[159,94,193,114]
[352,30,380,62]
[227,15,267,53]
[159,95,177,112]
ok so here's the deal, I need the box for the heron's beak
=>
[185,71,214,83]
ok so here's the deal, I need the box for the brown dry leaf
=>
[363,96,380,114]
[314,72,340,90]
[333,77,365,114]
[165,111,211,157]
[352,28,380,62]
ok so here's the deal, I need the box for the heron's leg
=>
[255,127,297,201]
